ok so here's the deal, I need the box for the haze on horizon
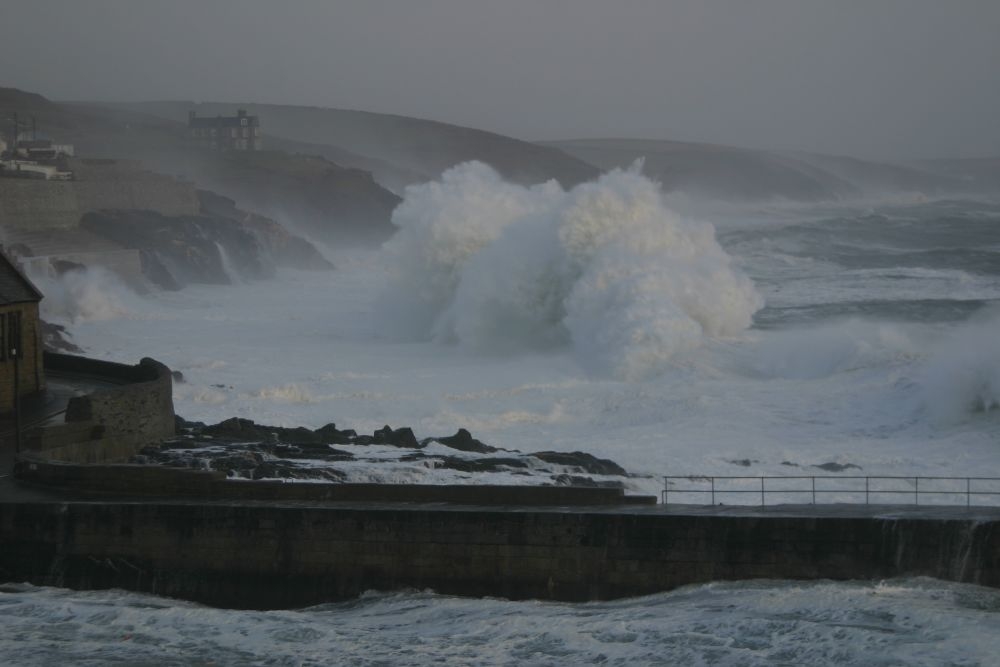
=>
[1,0,999,161]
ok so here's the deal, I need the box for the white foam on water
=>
[1,579,999,666]
[920,310,1000,423]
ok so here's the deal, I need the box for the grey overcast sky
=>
[1,0,998,159]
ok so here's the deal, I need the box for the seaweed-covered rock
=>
[530,451,628,476]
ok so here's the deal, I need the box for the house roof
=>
[0,250,43,305]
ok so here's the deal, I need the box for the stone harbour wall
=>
[25,353,175,463]
[0,167,199,230]
[0,501,996,609]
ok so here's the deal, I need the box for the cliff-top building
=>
[188,109,262,151]
[0,249,44,414]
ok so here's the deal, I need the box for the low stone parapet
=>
[13,456,652,505]
[23,353,175,464]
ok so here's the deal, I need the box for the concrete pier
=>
[1,499,997,609]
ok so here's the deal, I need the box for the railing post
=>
[967,477,971,508]
[760,476,765,506]
[812,476,816,504]
[711,477,715,505]
[865,477,869,505]
[915,477,919,505]
[663,476,668,506]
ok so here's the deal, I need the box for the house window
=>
[6,311,21,360]
[254,127,261,137]
[241,118,248,126]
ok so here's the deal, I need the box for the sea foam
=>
[921,311,1000,422]
[377,162,763,379]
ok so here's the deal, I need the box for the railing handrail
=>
[662,474,1000,508]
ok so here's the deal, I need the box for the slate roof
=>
[0,250,42,305]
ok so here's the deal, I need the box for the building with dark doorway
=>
[188,109,262,151]
[0,250,44,414]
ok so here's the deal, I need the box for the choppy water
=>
[2,579,999,666]
[19,181,1000,664]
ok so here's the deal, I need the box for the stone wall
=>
[0,161,199,231]
[0,501,996,609]
[0,180,80,229]
[24,354,175,463]
[13,458,643,505]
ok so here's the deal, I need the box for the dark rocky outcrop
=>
[196,189,333,270]
[181,151,402,245]
[143,416,635,487]
[40,320,83,354]
[372,425,421,449]
[424,428,497,454]
[530,451,628,477]
[80,209,271,289]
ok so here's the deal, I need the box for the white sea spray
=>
[378,162,763,379]
[921,312,1000,422]
[28,265,136,324]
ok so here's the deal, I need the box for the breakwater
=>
[1,500,997,609]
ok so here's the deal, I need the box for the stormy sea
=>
[8,165,1000,665]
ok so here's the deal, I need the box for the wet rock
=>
[210,451,265,475]
[81,209,273,289]
[314,423,356,445]
[251,461,345,482]
[197,189,333,271]
[171,370,186,384]
[373,425,421,448]
[170,414,206,433]
[530,451,628,477]
[550,474,624,488]
[413,455,529,474]
[273,443,354,461]
[202,417,273,441]
[813,462,863,472]
[40,320,83,354]
[427,428,496,454]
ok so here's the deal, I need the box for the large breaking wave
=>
[377,162,762,379]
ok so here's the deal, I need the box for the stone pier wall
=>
[24,353,175,463]
[0,501,996,609]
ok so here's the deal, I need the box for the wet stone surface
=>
[132,416,639,487]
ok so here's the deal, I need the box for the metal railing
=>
[662,475,1000,508]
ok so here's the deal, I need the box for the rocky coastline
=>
[135,416,639,489]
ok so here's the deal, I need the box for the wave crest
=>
[378,162,763,379]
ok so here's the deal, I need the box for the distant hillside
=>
[914,158,1000,194]
[110,101,601,191]
[541,138,981,202]
[0,87,401,243]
